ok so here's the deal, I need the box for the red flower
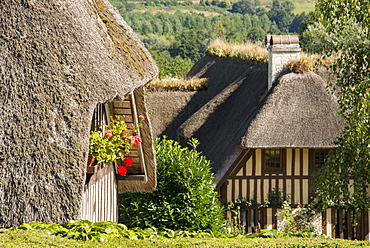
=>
[117,166,127,176]
[139,115,145,120]
[98,123,103,127]
[130,135,142,146]
[105,130,113,137]
[123,157,133,167]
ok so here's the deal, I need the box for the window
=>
[91,103,109,132]
[264,149,283,171]
[314,149,330,168]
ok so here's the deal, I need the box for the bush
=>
[119,137,226,232]
[278,201,322,234]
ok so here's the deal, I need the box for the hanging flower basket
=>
[87,116,143,176]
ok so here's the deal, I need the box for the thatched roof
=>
[176,57,342,181]
[176,57,268,174]
[241,71,342,148]
[0,0,157,227]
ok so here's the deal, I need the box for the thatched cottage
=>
[0,0,157,227]
[156,36,368,240]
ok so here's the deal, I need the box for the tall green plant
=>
[119,137,226,232]
[312,0,370,211]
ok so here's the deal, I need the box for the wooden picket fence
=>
[81,166,118,222]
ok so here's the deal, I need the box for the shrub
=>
[119,137,226,232]
[277,201,322,234]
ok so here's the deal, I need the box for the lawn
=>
[1,229,370,248]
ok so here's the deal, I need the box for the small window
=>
[314,149,330,168]
[91,104,109,132]
[264,149,283,171]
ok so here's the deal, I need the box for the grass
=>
[206,39,338,74]
[1,229,370,247]
[259,0,316,14]
[206,38,268,64]
[145,77,208,91]
[293,1,316,14]
[287,53,337,73]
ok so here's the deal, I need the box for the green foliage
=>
[2,229,370,248]
[226,189,286,213]
[118,1,307,76]
[311,0,370,211]
[10,219,322,241]
[119,137,226,232]
[150,50,194,78]
[13,220,130,242]
[89,116,142,163]
[300,21,368,54]
[169,29,210,62]
[278,201,322,234]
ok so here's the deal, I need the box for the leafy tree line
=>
[109,0,307,78]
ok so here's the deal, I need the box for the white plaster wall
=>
[268,45,301,89]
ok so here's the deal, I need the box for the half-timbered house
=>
[177,36,370,239]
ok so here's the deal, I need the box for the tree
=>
[119,138,226,232]
[313,0,370,211]
[170,29,209,62]
[289,12,306,33]
[230,0,255,15]
[268,0,295,33]
[246,27,266,43]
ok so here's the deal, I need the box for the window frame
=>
[312,149,330,169]
[263,148,285,173]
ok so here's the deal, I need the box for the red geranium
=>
[139,115,145,120]
[117,166,127,176]
[104,130,113,137]
[130,135,142,146]
[123,157,133,167]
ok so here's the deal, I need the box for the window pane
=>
[265,149,282,170]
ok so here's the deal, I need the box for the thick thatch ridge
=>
[0,0,157,227]
[241,71,342,148]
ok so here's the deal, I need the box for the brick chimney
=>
[266,35,301,90]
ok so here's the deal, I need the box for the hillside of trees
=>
[109,0,308,78]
